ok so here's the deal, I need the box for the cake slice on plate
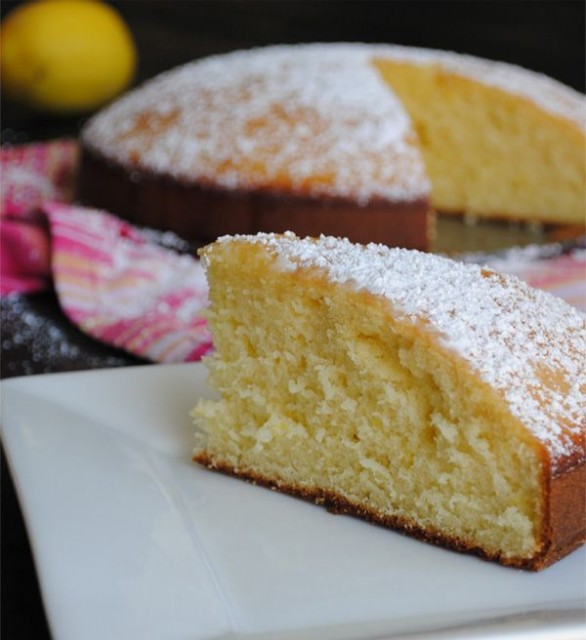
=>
[192,232,585,570]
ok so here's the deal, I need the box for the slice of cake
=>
[192,232,585,570]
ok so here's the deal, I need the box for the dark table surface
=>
[2,2,584,638]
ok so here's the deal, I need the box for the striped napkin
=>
[1,139,78,294]
[44,202,212,363]
[1,140,212,363]
[1,139,584,365]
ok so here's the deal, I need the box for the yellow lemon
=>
[1,0,137,113]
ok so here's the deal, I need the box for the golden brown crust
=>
[194,450,584,570]
[76,145,432,250]
[536,460,586,571]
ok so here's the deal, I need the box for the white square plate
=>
[2,363,585,639]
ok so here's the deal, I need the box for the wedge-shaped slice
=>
[193,232,585,570]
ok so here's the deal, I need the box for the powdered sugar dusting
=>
[215,232,585,469]
[83,43,584,205]
[82,45,430,202]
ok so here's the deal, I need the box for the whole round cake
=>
[78,43,585,247]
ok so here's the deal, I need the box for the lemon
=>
[1,0,137,113]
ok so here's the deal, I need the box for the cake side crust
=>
[543,458,586,567]
[194,450,577,571]
[77,146,432,249]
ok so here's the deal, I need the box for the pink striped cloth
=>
[1,140,584,365]
[1,140,212,363]
[1,140,78,294]
[45,202,212,362]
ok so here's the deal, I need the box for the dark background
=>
[2,0,585,145]
[2,2,585,638]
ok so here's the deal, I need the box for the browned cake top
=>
[81,45,433,202]
[82,43,584,205]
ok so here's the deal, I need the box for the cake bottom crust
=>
[77,148,432,250]
[193,451,567,571]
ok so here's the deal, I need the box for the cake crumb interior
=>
[372,58,584,223]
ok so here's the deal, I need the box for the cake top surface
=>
[82,45,430,203]
[83,43,584,201]
[210,232,586,470]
